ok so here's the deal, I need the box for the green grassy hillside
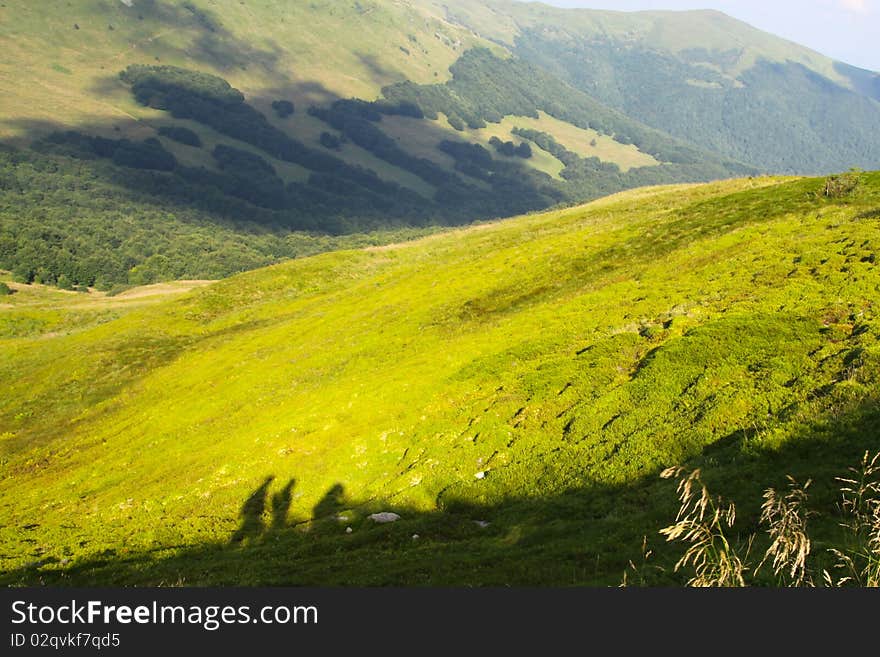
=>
[0,0,497,198]
[2,173,879,585]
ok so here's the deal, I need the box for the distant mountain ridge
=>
[432,1,879,95]
[432,0,880,173]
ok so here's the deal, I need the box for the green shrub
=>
[823,171,861,198]
[271,100,295,118]
[319,132,342,150]
[447,115,465,131]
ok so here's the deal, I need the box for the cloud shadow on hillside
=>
[96,0,286,77]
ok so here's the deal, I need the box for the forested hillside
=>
[0,0,877,290]
[437,0,880,173]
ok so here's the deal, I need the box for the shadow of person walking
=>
[311,483,346,526]
[230,476,274,544]
[270,478,296,532]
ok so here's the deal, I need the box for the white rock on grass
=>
[368,512,401,524]
[474,471,487,480]
[474,520,490,529]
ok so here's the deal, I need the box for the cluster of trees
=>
[38,128,433,232]
[271,100,295,118]
[308,97,560,220]
[330,98,424,120]
[158,125,202,147]
[0,151,270,289]
[436,139,564,215]
[307,102,459,189]
[511,128,620,176]
[489,136,532,158]
[120,64,410,198]
[46,131,177,171]
[211,144,287,209]
[438,139,495,181]
[112,138,177,171]
[320,132,342,150]
[121,64,245,107]
[511,128,579,166]
[63,65,457,223]
[446,115,467,131]
[372,99,424,119]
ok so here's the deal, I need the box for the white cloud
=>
[839,0,869,12]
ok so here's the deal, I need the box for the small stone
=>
[368,512,401,524]
[474,520,490,529]
[475,471,486,480]
[412,534,420,540]
[345,527,353,534]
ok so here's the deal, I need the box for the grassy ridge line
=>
[1,174,879,584]
[432,0,858,86]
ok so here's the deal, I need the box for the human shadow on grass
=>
[3,394,879,587]
[230,476,275,545]
[271,479,297,532]
[311,484,346,523]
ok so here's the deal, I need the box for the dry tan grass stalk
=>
[620,536,656,587]
[824,451,880,587]
[757,476,813,586]
[659,467,749,587]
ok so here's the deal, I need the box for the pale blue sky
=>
[540,1,880,71]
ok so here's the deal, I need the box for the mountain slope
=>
[0,0,488,137]
[2,172,879,585]
[434,1,863,86]
[433,0,880,173]
[1,0,878,291]
[0,0,749,291]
